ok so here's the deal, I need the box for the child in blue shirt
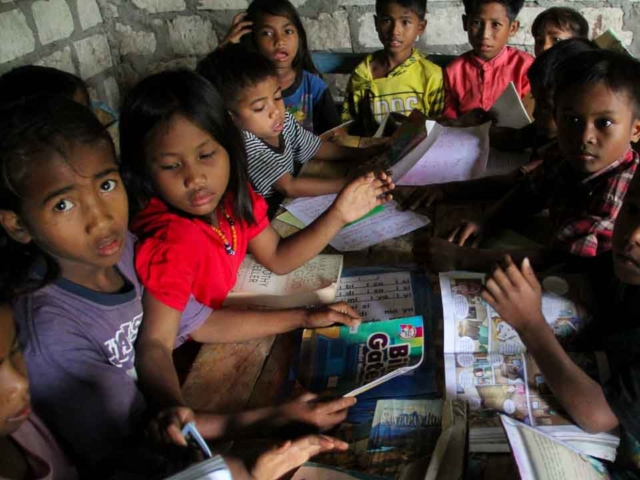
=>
[221,0,340,134]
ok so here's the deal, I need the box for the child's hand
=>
[148,406,196,447]
[277,393,356,431]
[332,172,394,224]
[251,435,349,480]
[304,302,361,329]
[481,256,546,335]
[220,12,253,47]
[448,220,484,247]
[397,185,445,210]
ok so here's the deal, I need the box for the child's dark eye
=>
[53,199,74,212]
[492,22,502,28]
[260,30,273,37]
[553,37,563,43]
[100,179,117,192]
[160,162,181,171]
[285,28,296,35]
[275,94,283,102]
[595,118,613,128]
[200,151,216,160]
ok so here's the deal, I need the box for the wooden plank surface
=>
[182,336,276,413]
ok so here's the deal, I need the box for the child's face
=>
[533,24,575,57]
[374,3,426,56]
[0,305,30,436]
[556,83,640,174]
[1,141,129,279]
[146,114,231,219]
[231,76,286,143]
[463,3,519,61]
[254,13,300,71]
[613,175,640,285]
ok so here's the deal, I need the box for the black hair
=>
[554,49,640,119]
[528,38,598,95]
[531,7,589,39]
[119,70,255,224]
[376,0,427,18]
[0,65,90,107]
[245,0,319,75]
[197,43,276,110]
[463,0,524,22]
[0,96,114,300]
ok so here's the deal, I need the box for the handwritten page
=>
[397,122,491,186]
[225,254,343,308]
[285,196,430,252]
[491,81,532,129]
[335,272,415,321]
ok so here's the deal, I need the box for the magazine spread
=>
[224,254,343,308]
[298,316,425,397]
[439,272,619,461]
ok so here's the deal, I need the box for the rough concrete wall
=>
[0,0,638,110]
[0,0,119,108]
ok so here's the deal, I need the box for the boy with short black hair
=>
[442,0,533,119]
[198,44,389,210]
[531,7,589,57]
[417,49,640,272]
[342,0,444,134]
[482,168,640,472]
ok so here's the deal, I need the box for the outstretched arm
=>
[482,256,619,433]
[251,172,393,274]
[273,172,347,198]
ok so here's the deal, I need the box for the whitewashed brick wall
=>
[0,0,638,110]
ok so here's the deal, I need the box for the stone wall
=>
[0,0,638,110]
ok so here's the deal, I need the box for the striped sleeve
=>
[287,112,322,164]
[244,133,289,198]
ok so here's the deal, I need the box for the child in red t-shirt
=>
[120,70,394,444]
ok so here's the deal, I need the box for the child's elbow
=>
[576,410,619,434]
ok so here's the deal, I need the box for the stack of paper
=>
[284,195,430,252]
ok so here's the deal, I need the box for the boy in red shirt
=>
[442,0,534,119]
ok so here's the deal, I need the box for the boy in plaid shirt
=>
[416,49,640,272]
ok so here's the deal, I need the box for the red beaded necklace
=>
[210,206,237,255]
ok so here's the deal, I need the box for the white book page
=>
[335,272,415,321]
[397,122,491,186]
[500,416,610,480]
[491,81,532,129]
[285,197,430,252]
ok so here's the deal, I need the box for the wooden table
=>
[179,195,517,479]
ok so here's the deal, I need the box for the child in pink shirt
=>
[0,304,77,480]
[443,0,534,119]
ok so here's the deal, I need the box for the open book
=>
[298,316,425,397]
[224,254,343,308]
[501,416,610,480]
[440,271,619,461]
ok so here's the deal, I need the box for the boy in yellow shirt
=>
[342,0,444,134]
